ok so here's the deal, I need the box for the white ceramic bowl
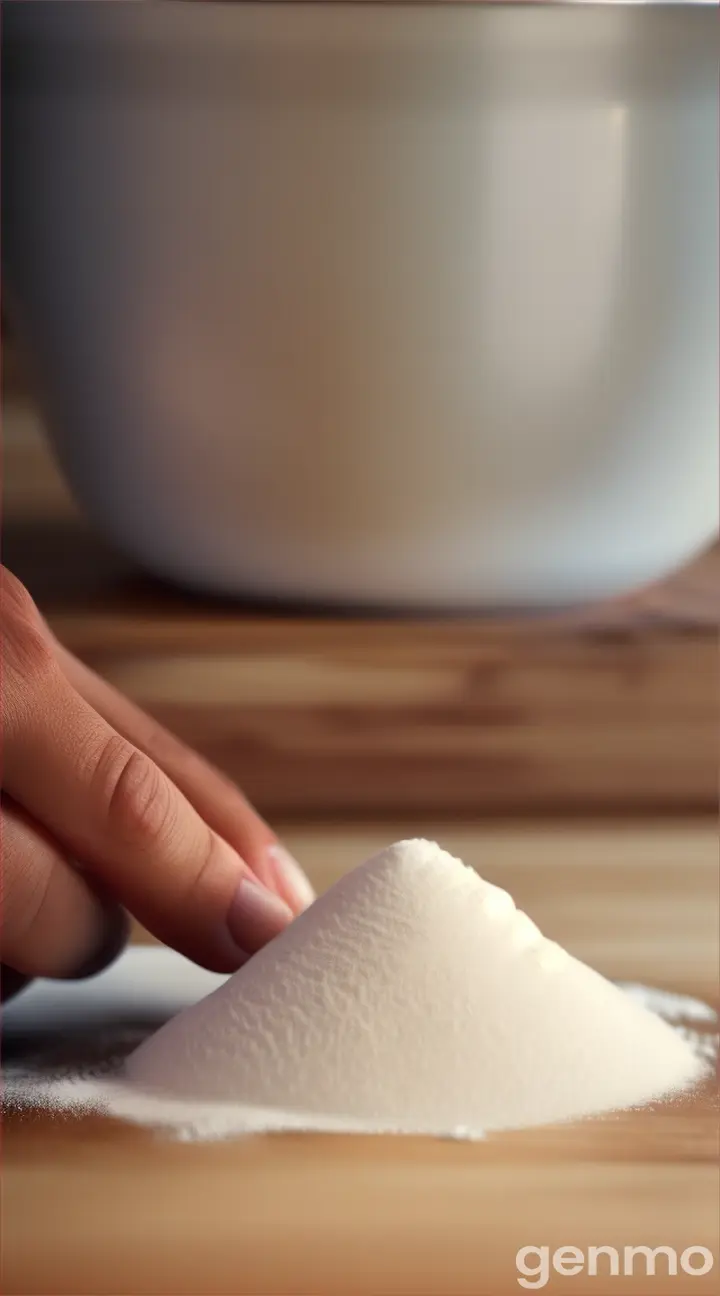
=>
[3,2,718,607]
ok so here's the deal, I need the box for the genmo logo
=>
[516,1245,716,1289]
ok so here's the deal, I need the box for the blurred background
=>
[4,321,718,1001]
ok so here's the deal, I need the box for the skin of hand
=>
[0,567,315,1000]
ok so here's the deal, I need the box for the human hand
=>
[0,567,314,998]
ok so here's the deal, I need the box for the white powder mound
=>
[116,839,705,1136]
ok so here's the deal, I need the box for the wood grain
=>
[3,401,719,818]
[4,818,718,1296]
[3,1102,718,1296]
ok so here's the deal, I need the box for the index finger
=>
[53,643,315,915]
[3,656,293,972]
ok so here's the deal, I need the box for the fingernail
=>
[268,844,316,913]
[227,877,293,954]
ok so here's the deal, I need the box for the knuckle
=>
[182,829,223,909]
[11,624,56,691]
[93,737,175,850]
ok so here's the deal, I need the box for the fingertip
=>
[267,844,316,914]
[64,903,130,980]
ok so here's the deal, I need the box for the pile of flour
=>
[3,840,713,1141]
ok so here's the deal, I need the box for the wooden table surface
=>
[3,822,719,1296]
[2,401,718,1295]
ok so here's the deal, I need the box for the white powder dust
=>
[617,983,718,1025]
[3,840,714,1142]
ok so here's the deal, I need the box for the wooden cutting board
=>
[3,822,718,1296]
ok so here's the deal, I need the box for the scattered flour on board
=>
[3,841,716,1143]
